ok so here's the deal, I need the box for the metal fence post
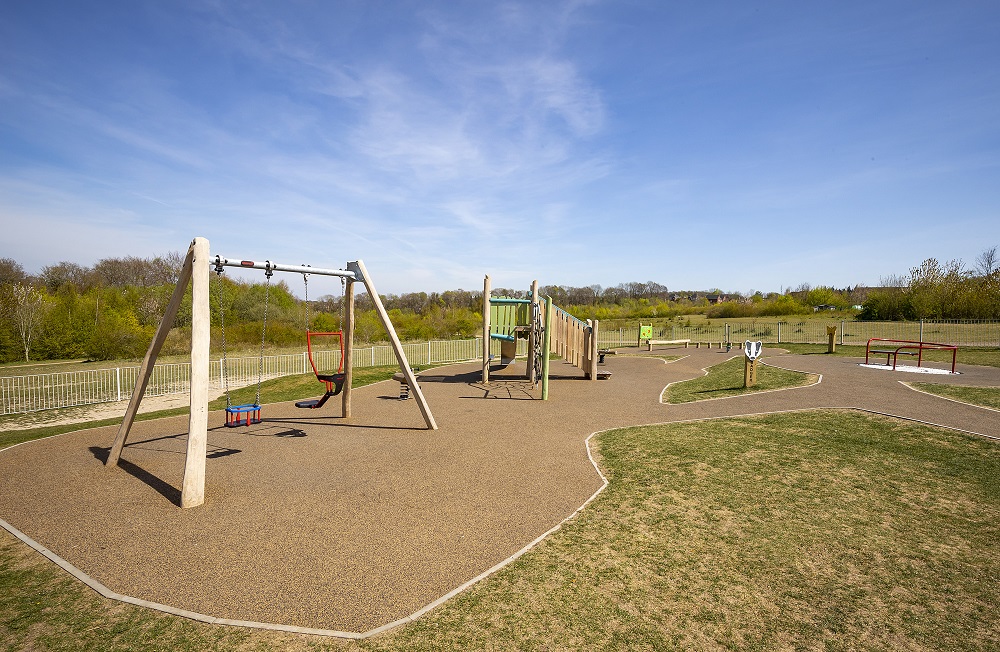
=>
[840,320,845,345]
[115,367,121,403]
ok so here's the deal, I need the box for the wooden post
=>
[557,313,562,358]
[342,278,355,418]
[527,280,538,380]
[577,320,583,367]
[590,319,599,381]
[542,296,552,400]
[107,239,198,467]
[180,237,211,508]
[348,260,437,430]
[744,357,758,387]
[827,325,837,354]
[483,275,491,383]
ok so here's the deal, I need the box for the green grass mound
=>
[3,411,996,650]
[910,382,1000,410]
[664,356,816,404]
[387,411,997,651]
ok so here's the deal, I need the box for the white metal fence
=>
[1,338,484,416]
[3,322,999,416]
[599,320,1000,349]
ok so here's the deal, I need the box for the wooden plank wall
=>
[549,305,599,380]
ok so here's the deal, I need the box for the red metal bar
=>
[305,331,345,378]
[865,338,958,373]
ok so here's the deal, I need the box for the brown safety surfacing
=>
[1,348,998,636]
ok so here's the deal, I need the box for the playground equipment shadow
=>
[0,348,998,637]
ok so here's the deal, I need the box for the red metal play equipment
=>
[294,331,346,409]
[865,338,958,374]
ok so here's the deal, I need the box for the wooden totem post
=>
[743,340,762,388]
[827,325,837,354]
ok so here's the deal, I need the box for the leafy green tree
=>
[87,309,151,360]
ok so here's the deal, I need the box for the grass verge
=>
[664,356,817,404]
[4,411,995,651]
[909,382,1000,410]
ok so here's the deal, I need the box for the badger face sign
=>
[744,340,763,361]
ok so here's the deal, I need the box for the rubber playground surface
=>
[1,348,998,637]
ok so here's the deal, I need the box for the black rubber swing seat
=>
[295,373,346,409]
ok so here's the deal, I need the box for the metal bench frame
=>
[864,338,957,373]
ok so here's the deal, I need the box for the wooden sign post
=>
[743,340,763,388]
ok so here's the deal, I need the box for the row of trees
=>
[2,249,998,363]
[0,255,491,363]
[858,250,1000,320]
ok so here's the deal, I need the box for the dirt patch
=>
[0,390,225,431]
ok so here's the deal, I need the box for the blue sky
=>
[2,1,998,298]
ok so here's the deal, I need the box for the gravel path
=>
[0,348,997,636]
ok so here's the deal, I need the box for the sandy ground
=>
[1,394,202,429]
[2,385,240,430]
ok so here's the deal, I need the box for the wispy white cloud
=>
[2,1,997,294]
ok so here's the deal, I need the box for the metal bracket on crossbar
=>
[212,256,359,281]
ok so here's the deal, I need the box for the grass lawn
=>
[2,411,996,651]
[774,343,1000,368]
[909,382,1000,410]
[0,365,404,451]
[664,356,817,404]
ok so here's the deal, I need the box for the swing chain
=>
[255,262,273,408]
[340,275,346,331]
[302,268,310,331]
[213,262,231,409]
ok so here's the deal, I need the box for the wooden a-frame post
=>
[105,236,211,508]
[482,274,491,383]
[347,260,437,430]
[106,240,436,510]
[341,276,355,418]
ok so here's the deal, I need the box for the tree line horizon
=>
[1,247,997,363]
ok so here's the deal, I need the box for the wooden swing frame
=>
[104,237,437,509]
